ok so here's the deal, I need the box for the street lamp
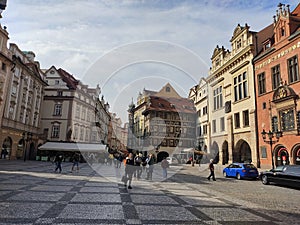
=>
[261,129,282,169]
[22,132,32,161]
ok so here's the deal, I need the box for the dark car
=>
[260,165,300,188]
[223,163,259,180]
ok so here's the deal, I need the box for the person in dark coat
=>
[54,153,63,173]
[207,159,216,181]
[124,153,135,189]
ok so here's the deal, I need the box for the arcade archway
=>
[233,140,252,163]
[275,147,289,166]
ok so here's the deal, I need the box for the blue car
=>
[223,163,258,180]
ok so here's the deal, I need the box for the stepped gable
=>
[57,68,79,90]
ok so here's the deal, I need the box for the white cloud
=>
[2,0,299,123]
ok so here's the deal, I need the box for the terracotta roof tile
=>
[57,68,79,90]
[144,96,196,114]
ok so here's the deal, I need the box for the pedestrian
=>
[54,153,63,173]
[207,159,216,181]
[134,153,143,179]
[123,153,135,189]
[146,153,154,180]
[161,157,169,178]
[71,152,80,172]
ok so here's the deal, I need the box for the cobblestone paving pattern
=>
[0,161,297,225]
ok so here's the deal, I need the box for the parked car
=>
[260,165,300,188]
[166,157,179,165]
[223,163,259,180]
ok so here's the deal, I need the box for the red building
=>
[254,3,300,168]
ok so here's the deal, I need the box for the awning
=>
[38,142,107,152]
[183,148,207,155]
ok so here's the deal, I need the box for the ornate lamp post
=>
[261,129,282,169]
[22,132,32,162]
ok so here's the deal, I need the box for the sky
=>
[1,0,299,124]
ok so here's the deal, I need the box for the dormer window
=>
[166,87,170,92]
[237,39,242,49]
[215,58,220,67]
[265,41,271,50]
[281,27,285,37]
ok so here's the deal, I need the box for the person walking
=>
[123,153,135,189]
[134,153,143,180]
[146,153,154,180]
[71,152,80,172]
[54,153,63,173]
[207,159,216,181]
[161,157,169,178]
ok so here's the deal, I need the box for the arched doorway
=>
[157,151,169,163]
[233,140,252,163]
[17,139,25,159]
[292,147,300,165]
[275,147,289,166]
[210,141,219,164]
[1,137,12,160]
[222,141,229,165]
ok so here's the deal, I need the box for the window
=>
[264,42,271,50]
[261,146,267,158]
[272,116,278,132]
[57,90,63,96]
[2,62,6,71]
[197,110,201,117]
[11,85,17,96]
[288,56,299,83]
[243,110,249,127]
[198,126,202,136]
[258,72,266,95]
[203,106,208,115]
[234,72,248,101]
[215,58,220,67]
[297,111,300,133]
[212,120,216,133]
[203,124,208,135]
[281,27,285,37]
[54,104,62,116]
[81,108,86,120]
[55,80,59,85]
[280,109,295,131]
[271,65,281,90]
[51,124,60,138]
[234,112,240,128]
[76,105,80,118]
[166,87,170,92]
[237,39,242,49]
[213,86,223,110]
[220,117,225,131]
[80,128,84,140]
[262,102,266,109]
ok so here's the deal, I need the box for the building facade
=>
[42,66,107,145]
[254,3,300,168]
[206,22,262,166]
[129,83,196,162]
[1,44,47,160]
[189,78,209,162]
[0,23,11,139]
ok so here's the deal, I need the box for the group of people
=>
[53,152,80,173]
[122,152,161,189]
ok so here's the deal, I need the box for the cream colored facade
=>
[0,24,11,133]
[206,24,258,166]
[1,43,46,160]
[42,66,104,144]
[189,78,209,159]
